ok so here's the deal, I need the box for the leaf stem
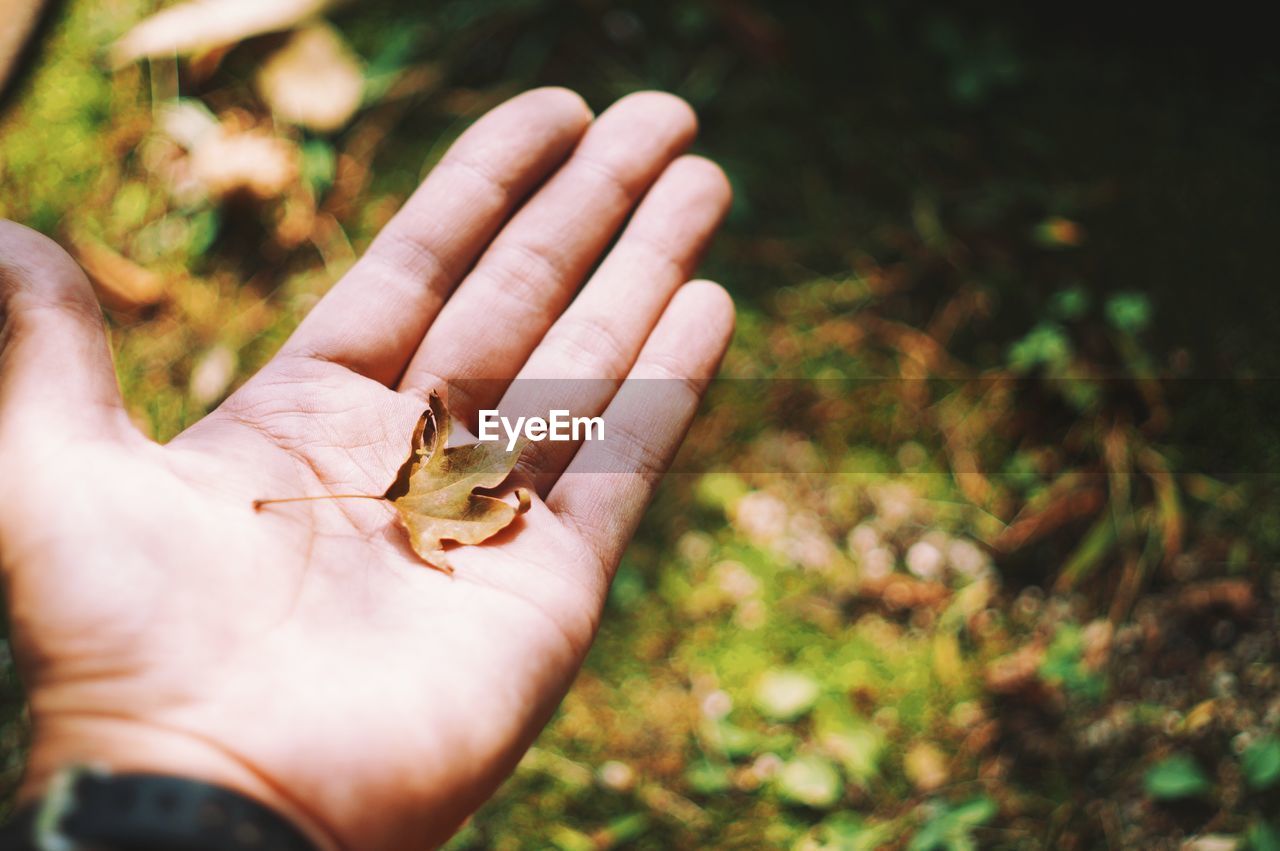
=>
[253,494,386,511]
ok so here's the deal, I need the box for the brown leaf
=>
[991,483,1104,553]
[110,0,346,66]
[189,344,238,407]
[189,124,299,201]
[856,573,949,611]
[984,642,1046,696]
[903,742,949,793]
[386,392,530,573]
[255,24,363,133]
[70,236,167,312]
[1174,578,1255,620]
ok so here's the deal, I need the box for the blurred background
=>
[3,2,1280,848]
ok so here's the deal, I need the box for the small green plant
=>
[908,796,996,851]
[775,754,843,809]
[797,813,892,851]
[1038,623,1105,702]
[1144,753,1212,800]
[1248,820,1280,851]
[1242,736,1280,792]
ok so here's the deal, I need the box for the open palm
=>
[0,89,733,851]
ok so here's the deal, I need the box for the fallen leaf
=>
[1183,699,1217,734]
[1175,578,1255,619]
[386,392,530,573]
[256,24,363,133]
[775,755,843,809]
[189,124,299,201]
[983,642,1046,696]
[754,669,821,722]
[857,572,949,611]
[820,723,884,787]
[903,742,949,793]
[70,236,167,312]
[189,344,238,407]
[931,629,965,687]
[110,0,345,66]
[1182,836,1243,851]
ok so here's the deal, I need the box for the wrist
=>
[21,713,343,851]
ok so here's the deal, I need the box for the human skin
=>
[0,88,734,851]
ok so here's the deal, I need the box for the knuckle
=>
[569,154,637,207]
[483,241,566,310]
[606,420,669,481]
[435,154,516,208]
[371,225,453,287]
[551,313,632,376]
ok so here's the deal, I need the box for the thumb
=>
[0,220,126,445]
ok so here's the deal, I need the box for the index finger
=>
[278,88,593,384]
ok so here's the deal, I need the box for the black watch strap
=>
[0,768,321,851]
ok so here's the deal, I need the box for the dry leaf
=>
[158,99,221,149]
[70,236,167,312]
[856,572,949,611]
[903,742,949,793]
[983,642,1046,696]
[189,344,238,407]
[154,103,300,204]
[189,124,299,201]
[1175,578,1255,619]
[255,24,363,133]
[385,392,531,573]
[110,0,345,66]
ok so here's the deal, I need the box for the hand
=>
[0,88,733,851]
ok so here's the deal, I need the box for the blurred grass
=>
[4,1,1280,847]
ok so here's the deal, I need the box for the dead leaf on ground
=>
[992,483,1105,553]
[189,344,238,407]
[256,24,363,133]
[70,235,167,311]
[385,392,531,573]
[110,0,346,66]
[903,742,949,792]
[984,642,1046,696]
[154,101,302,212]
[1174,578,1255,620]
[857,572,949,611]
[189,123,299,201]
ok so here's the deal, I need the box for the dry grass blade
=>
[992,482,1104,553]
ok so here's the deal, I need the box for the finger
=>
[547,281,734,569]
[278,87,593,384]
[499,155,731,493]
[0,221,126,447]
[397,91,698,416]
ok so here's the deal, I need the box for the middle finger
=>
[396,91,697,421]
